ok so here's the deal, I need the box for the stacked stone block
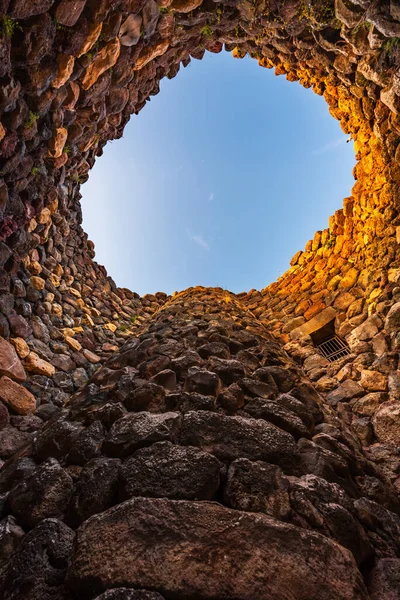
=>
[0,287,399,599]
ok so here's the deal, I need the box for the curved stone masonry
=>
[0,0,400,460]
[0,0,400,597]
[0,0,399,467]
[0,287,399,599]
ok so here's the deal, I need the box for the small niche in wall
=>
[311,319,350,363]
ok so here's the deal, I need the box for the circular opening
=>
[82,51,355,295]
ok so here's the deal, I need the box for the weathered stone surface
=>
[1,0,400,592]
[104,411,181,457]
[123,381,166,412]
[327,380,364,406]
[385,303,400,334]
[180,411,298,472]
[133,40,169,71]
[372,401,400,445]
[9,337,29,359]
[352,392,385,417]
[82,39,121,90]
[24,352,55,377]
[289,474,373,566]
[9,0,55,19]
[360,370,387,392]
[166,391,216,413]
[290,308,337,339]
[0,337,26,382]
[0,515,24,565]
[67,457,120,526]
[94,591,165,600]
[52,55,75,89]
[241,397,310,439]
[66,420,105,465]
[82,349,101,363]
[47,127,68,159]
[34,417,83,461]
[67,497,369,600]
[119,15,143,47]
[350,317,380,342]
[0,399,9,430]
[150,368,176,391]
[224,457,291,519]
[55,0,86,26]
[2,518,75,600]
[184,369,221,396]
[170,0,203,12]
[0,376,36,415]
[334,292,356,310]
[240,377,277,399]
[0,425,31,458]
[120,441,220,501]
[8,458,73,527]
[368,558,400,600]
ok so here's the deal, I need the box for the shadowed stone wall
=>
[1,287,400,599]
[1,1,400,597]
[0,0,400,449]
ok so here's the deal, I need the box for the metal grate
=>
[316,335,350,363]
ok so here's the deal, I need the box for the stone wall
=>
[1,0,400,477]
[1,287,400,599]
[238,67,400,478]
[1,1,400,597]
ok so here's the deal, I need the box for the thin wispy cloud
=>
[312,136,347,156]
[208,192,214,202]
[192,234,210,251]
[186,228,210,251]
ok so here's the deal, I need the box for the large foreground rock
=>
[67,497,368,600]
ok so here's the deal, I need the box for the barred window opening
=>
[311,319,350,363]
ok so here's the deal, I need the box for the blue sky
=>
[82,49,355,296]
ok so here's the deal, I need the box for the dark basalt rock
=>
[67,497,369,600]
[9,0,55,20]
[0,515,24,565]
[0,425,31,458]
[66,457,120,526]
[94,590,165,600]
[198,342,230,359]
[0,400,9,430]
[207,357,246,385]
[255,366,299,393]
[2,518,75,600]
[184,368,222,396]
[239,377,278,399]
[0,455,36,493]
[240,397,311,439]
[8,457,73,527]
[224,457,291,519]
[0,0,399,595]
[122,381,166,412]
[103,411,182,457]
[180,410,299,473]
[149,368,177,391]
[0,288,399,599]
[217,382,244,413]
[119,441,221,501]
[165,391,217,413]
[34,416,84,461]
[367,558,400,600]
[65,419,105,465]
